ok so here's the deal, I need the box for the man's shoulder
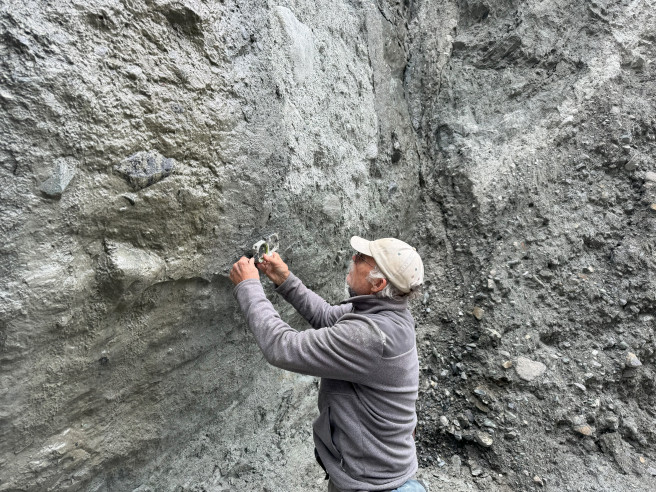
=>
[329,314,387,351]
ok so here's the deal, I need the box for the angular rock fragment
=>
[515,356,546,381]
[625,352,642,368]
[598,413,620,432]
[645,171,656,183]
[505,430,519,440]
[115,151,176,190]
[472,306,484,320]
[624,159,639,171]
[40,158,76,198]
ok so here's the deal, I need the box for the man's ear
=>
[370,277,387,294]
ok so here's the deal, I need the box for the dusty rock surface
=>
[1,1,655,491]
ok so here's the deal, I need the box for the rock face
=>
[0,1,422,491]
[1,1,655,491]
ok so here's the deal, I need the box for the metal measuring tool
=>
[252,233,279,263]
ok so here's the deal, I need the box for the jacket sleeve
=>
[233,279,383,382]
[274,272,352,328]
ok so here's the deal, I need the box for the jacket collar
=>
[340,294,408,314]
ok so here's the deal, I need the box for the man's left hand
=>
[229,257,260,285]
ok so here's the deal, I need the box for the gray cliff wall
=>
[2,0,656,491]
[0,1,426,490]
[409,1,656,490]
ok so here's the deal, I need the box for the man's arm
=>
[257,253,350,328]
[233,278,382,382]
[275,273,351,328]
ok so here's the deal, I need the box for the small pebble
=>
[625,158,639,171]
[625,352,642,368]
[515,356,547,381]
[573,424,594,436]
[502,360,513,369]
[475,431,494,448]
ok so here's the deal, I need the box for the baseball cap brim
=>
[350,236,373,256]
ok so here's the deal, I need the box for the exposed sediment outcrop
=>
[1,1,655,491]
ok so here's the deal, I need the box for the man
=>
[229,236,425,492]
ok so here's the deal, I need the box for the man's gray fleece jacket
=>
[233,273,419,492]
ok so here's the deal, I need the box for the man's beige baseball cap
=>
[350,236,424,293]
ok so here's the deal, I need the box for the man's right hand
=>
[256,252,290,286]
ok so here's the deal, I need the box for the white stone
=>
[515,357,547,381]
